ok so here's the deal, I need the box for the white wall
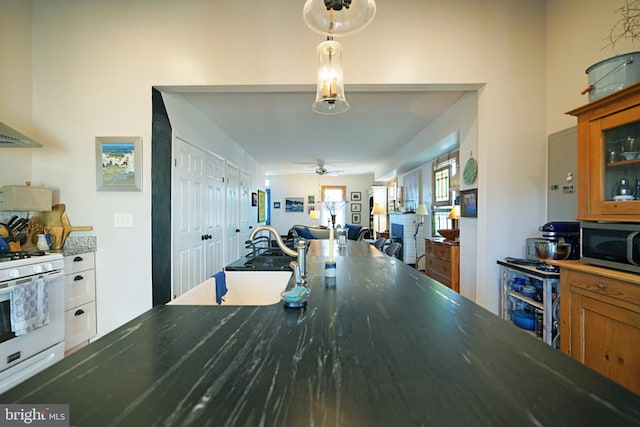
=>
[161,93,264,186]
[547,0,639,134]
[389,90,479,300]
[1,0,626,334]
[0,0,33,185]
[268,174,374,233]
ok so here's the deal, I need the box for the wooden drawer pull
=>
[74,309,85,316]
[597,282,608,289]
[74,275,84,282]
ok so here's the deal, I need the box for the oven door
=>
[0,286,17,344]
[0,270,65,373]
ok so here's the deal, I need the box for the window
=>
[320,185,347,227]
[432,151,459,236]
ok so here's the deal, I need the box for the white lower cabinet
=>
[63,252,97,354]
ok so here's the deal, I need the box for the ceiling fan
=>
[297,160,344,176]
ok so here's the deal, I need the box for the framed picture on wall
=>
[285,197,304,212]
[274,202,281,209]
[351,203,361,212]
[352,213,361,224]
[257,189,266,222]
[351,192,361,201]
[252,192,257,207]
[95,136,142,191]
[460,188,478,217]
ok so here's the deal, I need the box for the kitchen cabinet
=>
[498,260,560,347]
[425,239,459,292]
[558,261,640,395]
[64,252,97,355]
[567,81,640,221]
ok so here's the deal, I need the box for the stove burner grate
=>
[0,251,46,261]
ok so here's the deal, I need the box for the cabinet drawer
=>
[64,252,95,275]
[427,267,452,287]
[426,243,450,260]
[567,270,640,308]
[425,240,434,255]
[65,269,96,310]
[427,258,453,280]
[65,301,97,350]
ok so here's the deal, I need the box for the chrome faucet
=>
[249,225,307,286]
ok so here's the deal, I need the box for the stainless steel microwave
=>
[581,222,640,274]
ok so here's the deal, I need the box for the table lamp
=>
[310,210,320,227]
[448,205,460,229]
[371,203,386,238]
[438,205,460,241]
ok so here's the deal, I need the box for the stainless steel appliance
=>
[581,222,640,274]
[536,221,580,260]
[0,252,65,393]
[0,122,43,148]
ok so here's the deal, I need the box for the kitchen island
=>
[2,240,640,426]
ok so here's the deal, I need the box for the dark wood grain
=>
[2,241,640,426]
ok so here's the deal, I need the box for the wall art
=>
[257,189,266,222]
[96,136,142,191]
[460,188,478,218]
[285,197,304,212]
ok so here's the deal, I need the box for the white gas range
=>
[0,252,65,393]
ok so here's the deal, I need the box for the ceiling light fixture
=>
[303,0,377,37]
[312,38,349,115]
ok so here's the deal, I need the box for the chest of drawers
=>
[424,239,459,292]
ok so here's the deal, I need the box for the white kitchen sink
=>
[167,271,293,306]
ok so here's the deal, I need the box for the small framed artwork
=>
[351,203,361,212]
[308,195,315,204]
[274,202,281,209]
[352,213,361,224]
[285,197,304,212]
[257,189,266,222]
[351,191,361,201]
[251,192,257,207]
[460,188,478,218]
[96,136,142,191]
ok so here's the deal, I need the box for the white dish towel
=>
[10,277,50,336]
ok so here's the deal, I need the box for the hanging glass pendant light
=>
[312,39,349,115]
[303,0,376,37]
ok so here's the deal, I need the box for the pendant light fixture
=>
[303,0,377,37]
[312,38,349,114]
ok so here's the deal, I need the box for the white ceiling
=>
[169,85,467,177]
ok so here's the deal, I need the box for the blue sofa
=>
[289,224,371,241]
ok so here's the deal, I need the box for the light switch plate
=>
[114,213,133,228]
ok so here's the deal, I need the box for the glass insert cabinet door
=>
[590,104,640,217]
[569,83,640,221]
[604,119,640,200]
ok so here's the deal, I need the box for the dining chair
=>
[385,242,402,258]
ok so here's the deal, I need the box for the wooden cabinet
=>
[558,261,640,395]
[424,239,459,292]
[567,82,640,221]
[64,252,97,355]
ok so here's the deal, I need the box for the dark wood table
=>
[2,241,640,426]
